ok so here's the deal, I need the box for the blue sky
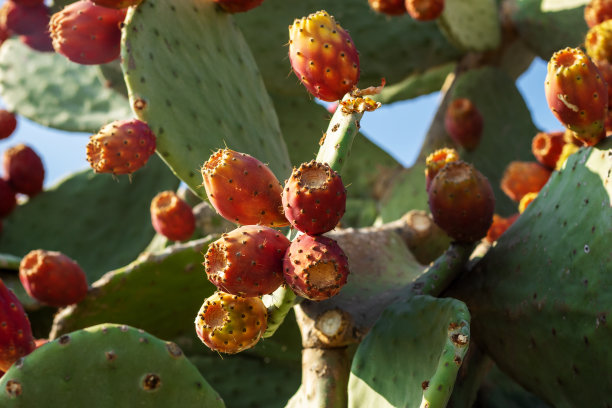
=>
[0,57,561,186]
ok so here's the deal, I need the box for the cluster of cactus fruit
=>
[0,0,612,407]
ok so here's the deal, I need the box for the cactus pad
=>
[438,0,501,52]
[121,0,291,196]
[0,324,225,407]
[0,39,131,133]
[348,295,471,408]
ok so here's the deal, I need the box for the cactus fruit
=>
[427,160,495,243]
[585,0,612,28]
[288,10,360,102]
[0,110,16,140]
[194,291,267,354]
[283,234,349,301]
[484,213,518,243]
[19,250,88,307]
[201,149,288,227]
[12,0,44,6]
[212,0,264,13]
[444,98,483,151]
[3,144,44,197]
[91,0,142,9]
[0,179,16,217]
[585,20,612,64]
[0,279,35,372]
[544,47,608,146]
[86,119,156,176]
[368,0,407,16]
[555,142,581,170]
[50,1,126,65]
[150,191,196,241]
[405,0,444,21]
[0,1,49,36]
[500,161,551,202]
[19,31,54,53]
[282,160,346,235]
[425,147,459,191]
[531,131,565,169]
[518,191,537,213]
[204,225,290,297]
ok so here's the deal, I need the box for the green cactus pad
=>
[97,60,129,98]
[450,139,612,406]
[50,237,216,340]
[348,295,471,408]
[0,253,20,270]
[0,324,225,407]
[121,0,291,197]
[475,364,552,408]
[0,156,179,282]
[0,40,132,133]
[510,0,589,59]
[438,0,501,52]
[234,0,461,97]
[190,353,300,408]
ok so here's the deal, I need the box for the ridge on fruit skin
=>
[283,234,349,301]
[194,291,267,354]
[86,119,157,175]
[545,47,608,146]
[150,191,196,241]
[204,225,289,297]
[282,160,347,235]
[288,10,360,102]
[201,148,288,227]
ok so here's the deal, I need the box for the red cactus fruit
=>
[0,179,16,217]
[428,161,495,243]
[585,0,612,28]
[405,0,444,21]
[500,161,551,202]
[19,250,88,307]
[0,279,35,372]
[91,0,142,9]
[201,148,288,227]
[194,291,267,354]
[531,131,565,169]
[444,98,483,151]
[3,144,44,197]
[86,119,156,175]
[425,148,459,192]
[586,20,612,64]
[0,110,17,140]
[0,1,49,36]
[204,225,289,297]
[545,47,608,146]
[283,234,349,301]
[368,0,407,15]
[50,0,126,65]
[20,30,54,53]
[518,191,538,214]
[282,161,346,235]
[484,213,519,244]
[288,10,360,102]
[150,191,196,241]
[212,0,263,13]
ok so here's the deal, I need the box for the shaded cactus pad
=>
[0,324,225,407]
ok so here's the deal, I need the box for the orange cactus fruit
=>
[425,147,459,192]
[585,0,612,28]
[194,291,267,354]
[201,148,289,227]
[484,213,519,244]
[288,10,360,102]
[150,191,196,241]
[518,192,538,214]
[500,161,552,202]
[544,47,608,146]
[368,0,407,15]
[555,143,581,171]
[531,131,565,169]
[405,0,444,21]
[586,20,612,64]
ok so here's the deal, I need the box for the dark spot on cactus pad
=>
[58,335,71,345]
[120,325,129,332]
[105,351,117,361]
[142,373,162,391]
[584,336,590,346]
[454,355,462,365]
[133,98,147,111]
[165,342,183,358]
[5,380,22,397]
[421,380,429,390]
